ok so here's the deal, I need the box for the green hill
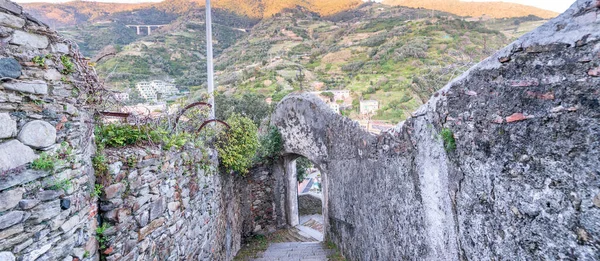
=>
[212,4,513,122]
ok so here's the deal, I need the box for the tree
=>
[215,93,270,126]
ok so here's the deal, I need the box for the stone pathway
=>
[251,242,332,261]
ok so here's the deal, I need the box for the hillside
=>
[22,1,154,28]
[211,4,512,122]
[94,10,252,91]
[90,3,551,123]
[382,0,558,19]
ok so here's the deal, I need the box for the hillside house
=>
[136,82,157,101]
[360,100,379,115]
[136,80,180,101]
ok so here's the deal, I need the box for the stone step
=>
[251,242,331,261]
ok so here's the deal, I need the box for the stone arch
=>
[270,94,379,240]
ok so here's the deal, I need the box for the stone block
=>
[21,242,51,261]
[50,43,69,54]
[0,211,24,230]
[37,190,62,201]
[0,187,25,212]
[0,113,16,139]
[18,199,39,210]
[59,214,79,232]
[43,69,62,81]
[0,223,22,240]
[103,183,125,200]
[9,30,48,49]
[17,120,56,149]
[0,252,15,261]
[3,81,48,95]
[149,197,164,221]
[0,12,24,28]
[30,199,61,223]
[0,140,36,172]
[138,217,165,241]
[0,58,21,79]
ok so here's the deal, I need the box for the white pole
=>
[205,0,215,120]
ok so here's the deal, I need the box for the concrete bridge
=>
[125,24,167,35]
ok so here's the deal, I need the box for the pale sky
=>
[13,0,576,13]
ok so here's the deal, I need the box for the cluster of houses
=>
[309,90,379,115]
[309,90,394,134]
[112,80,181,103]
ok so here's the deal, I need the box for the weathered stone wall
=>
[298,193,322,216]
[0,1,98,260]
[271,0,600,260]
[241,165,278,237]
[98,146,233,260]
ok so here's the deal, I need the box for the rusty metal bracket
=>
[197,119,230,133]
[173,102,213,130]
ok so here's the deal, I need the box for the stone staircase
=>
[251,242,331,261]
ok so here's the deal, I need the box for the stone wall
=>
[0,1,98,260]
[298,193,322,216]
[271,0,600,260]
[241,165,278,237]
[97,146,236,260]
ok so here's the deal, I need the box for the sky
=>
[12,0,575,13]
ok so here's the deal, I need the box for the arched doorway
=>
[276,153,328,241]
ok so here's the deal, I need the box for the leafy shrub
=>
[216,114,259,175]
[95,124,148,148]
[341,61,365,72]
[255,126,283,164]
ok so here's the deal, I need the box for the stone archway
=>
[269,93,380,244]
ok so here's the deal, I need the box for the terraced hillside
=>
[213,4,513,122]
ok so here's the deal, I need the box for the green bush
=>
[95,124,149,148]
[216,114,259,175]
[255,126,283,164]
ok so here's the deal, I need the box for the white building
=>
[136,80,179,101]
[113,92,130,102]
[150,80,179,96]
[360,100,379,115]
[310,90,351,103]
[329,103,340,114]
[136,82,157,101]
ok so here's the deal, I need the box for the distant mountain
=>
[22,0,363,28]
[22,1,154,28]
[382,0,558,18]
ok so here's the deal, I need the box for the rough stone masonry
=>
[0,1,268,260]
[271,0,600,260]
[0,1,99,260]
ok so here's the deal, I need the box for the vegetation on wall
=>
[216,113,260,175]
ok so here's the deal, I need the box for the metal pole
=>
[205,0,215,120]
